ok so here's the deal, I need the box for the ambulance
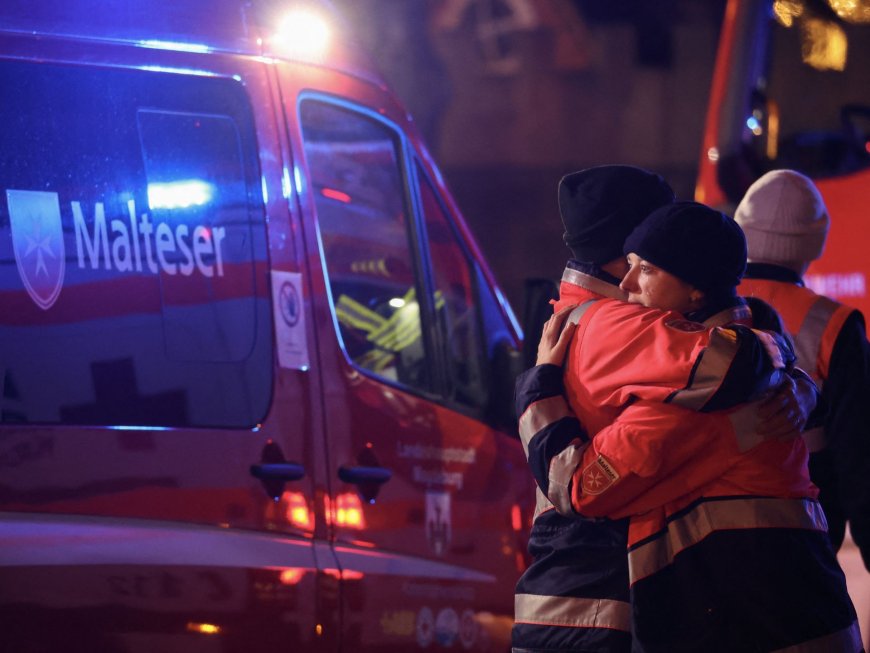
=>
[0,1,531,651]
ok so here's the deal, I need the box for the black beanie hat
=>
[558,165,675,264]
[623,200,747,294]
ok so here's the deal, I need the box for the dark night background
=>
[331,0,728,315]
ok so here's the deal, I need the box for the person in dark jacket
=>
[735,169,870,570]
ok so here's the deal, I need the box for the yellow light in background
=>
[766,101,780,160]
[187,622,221,635]
[774,0,804,27]
[801,17,848,70]
[271,8,331,59]
[827,0,870,23]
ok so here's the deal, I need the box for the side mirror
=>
[520,277,560,371]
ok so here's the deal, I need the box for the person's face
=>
[619,252,703,312]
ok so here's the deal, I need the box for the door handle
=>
[338,465,392,485]
[252,440,304,501]
[250,462,305,482]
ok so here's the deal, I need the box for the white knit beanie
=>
[733,169,829,264]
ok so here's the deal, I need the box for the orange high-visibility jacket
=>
[513,265,795,653]
[741,270,870,566]
[520,268,859,651]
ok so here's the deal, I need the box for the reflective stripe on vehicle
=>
[628,497,828,583]
[546,439,589,515]
[770,620,863,653]
[519,395,573,455]
[514,592,631,632]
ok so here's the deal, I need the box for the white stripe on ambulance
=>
[73,198,225,277]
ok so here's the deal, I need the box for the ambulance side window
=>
[416,164,487,408]
[300,100,430,391]
[0,61,271,428]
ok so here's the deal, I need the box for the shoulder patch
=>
[665,318,705,332]
[581,455,620,495]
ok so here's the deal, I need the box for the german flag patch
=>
[581,455,620,495]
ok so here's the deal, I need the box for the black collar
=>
[744,263,804,286]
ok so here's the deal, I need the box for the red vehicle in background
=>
[697,0,870,645]
[0,1,531,651]
[697,0,870,320]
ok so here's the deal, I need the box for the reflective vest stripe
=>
[740,278,857,453]
[667,326,740,410]
[514,593,632,632]
[532,486,554,521]
[627,498,828,583]
[770,620,863,653]
[547,439,589,515]
[562,267,624,299]
[792,296,840,453]
[794,296,840,384]
[566,299,598,326]
[518,395,574,455]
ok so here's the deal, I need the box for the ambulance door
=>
[282,70,528,650]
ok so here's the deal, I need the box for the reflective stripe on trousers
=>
[514,592,631,632]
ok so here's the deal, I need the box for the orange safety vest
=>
[539,267,789,517]
[520,268,859,651]
[740,277,856,452]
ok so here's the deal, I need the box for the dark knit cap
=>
[623,200,747,294]
[558,165,675,264]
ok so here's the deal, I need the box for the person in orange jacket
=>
[512,167,809,653]
[735,169,870,570]
[519,201,859,651]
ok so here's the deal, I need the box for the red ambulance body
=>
[0,2,530,651]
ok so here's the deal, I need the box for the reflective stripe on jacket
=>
[626,495,860,652]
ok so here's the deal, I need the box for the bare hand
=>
[536,305,578,367]
[756,372,817,439]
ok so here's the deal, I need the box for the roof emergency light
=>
[270,7,331,60]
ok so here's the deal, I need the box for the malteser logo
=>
[7,190,66,310]
[7,188,227,310]
[581,454,620,495]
